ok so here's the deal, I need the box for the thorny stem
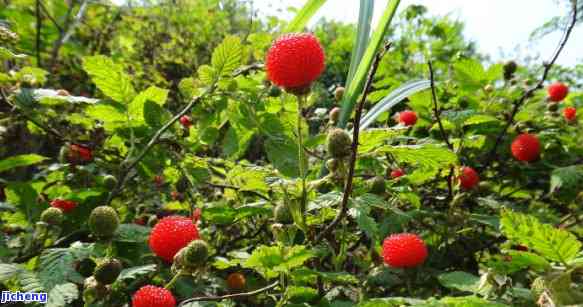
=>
[481,0,578,170]
[315,42,392,242]
[178,281,278,305]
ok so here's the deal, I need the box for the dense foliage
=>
[0,1,582,306]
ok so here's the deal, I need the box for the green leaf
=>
[453,59,486,90]
[85,103,127,132]
[0,154,47,173]
[358,128,404,154]
[129,86,169,124]
[39,242,94,290]
[114,224,151,243]
[46,283,78,307]
[0,263,21,281]
[118,264,157,282]
[550,165,583,203]
[339,0,401,126]
[15,67,48,85]
[346,0,374,85]
[438,271,490,294]
[285,286,319,303]
[284,0,327,33]
[378,144,457,170]
[5,182,41,225]
[500,210,581,263]
[243,245,314,279]
[350,194,383,240]
[211,35,243,80]
[226,165,270,193]
[82,55,136,103]
[0,47,27,60]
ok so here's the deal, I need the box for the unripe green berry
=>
[76,258,97,278]
[273,203,293,224]
[547,102,559,112]
[329,107,341,124]
[326,128,352,159]
[369,176,386,195]
[177,239,209,268]
[334,87,345,102]
[88,206,120,240]
[268,85,282,97]
[93,258,122,285]
[40,207,64,226]
[102,175,118,190]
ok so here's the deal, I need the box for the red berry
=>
[266,33,325,92]
[390,168,405,179]
[511,133,541,162]
[382,233,428,268]
[50,199,77,213]
[563,107,576,122]
[149,216,199,262]
[69,144,92,162]
[398,111,417,126]
[154,175,164,187]
[547,82,569,102]
[170,191,182,201]
[458,166,479,190]
[179,115,192,128]
[132,285,176,307]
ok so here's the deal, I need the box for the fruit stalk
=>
[297,95,307,222]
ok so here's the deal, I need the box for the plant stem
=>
[164,270,183,290]
[297,95,307,219]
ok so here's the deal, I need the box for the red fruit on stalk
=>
[265,33,325,94]
[563,107,576,122]
[192,208,202,222]
[179,115,192,128]
[547,82,568,102]
[458,167,479,190]
[154,175,164,187]
[382,233,428,268]
[132,285,176,307]
[511,133,541,162]
[390,168,405,179]
[398,111,417,126]
[50,199,78,213]
[69,144,92,162]
[148,216,199,262]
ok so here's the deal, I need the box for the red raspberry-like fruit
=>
[132,285,176,307]
[398,111,417,126]
[266,33,325,93]
[154,175,164,187]
[50,199,78,213]
[547,82,568,102]
[390,168,405,179]
[511,133,541,162]
[149,216,199,262]
[458,166,479,190]
[563,107,576,122]
[69,144,92,162]
[179,115,192,128]
[382,233,428,268]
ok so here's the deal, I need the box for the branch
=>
[428,61,452,150]
[178,281,278,305]
[35,0,42,66]
[49,0,89,72]
[315,42,392,242]
[481,0,578,169]
[38,0,64,33]
[0,89,66,141]
[105,87,214,205]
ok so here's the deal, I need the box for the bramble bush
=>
[0,0,582,306]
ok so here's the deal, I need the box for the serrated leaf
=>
[243,245,314,279]
[0,263,21,281]
[285,286,319,303]
[211,36,243,79]
[358,128,404,154]
[15,67,48,85]
[85,103,127,132]
[46,283,78,307]
[350,194,381,240]
[378,144,457,171]
[438,271,490,294]
[82,55,136,103]
[0,47,27,60]
[500,210,581,263]
[128,86,169,124]
[227,165,270,193]
[453,59,486,90]
[550,165,583,203]
[39,243,94,290]
[118,264,157,282]
[0,154,47,173]
[114,224,151,243]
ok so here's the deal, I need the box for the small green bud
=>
[273,203,293,224]
[102,175,118,190]
[40,207,64,226]
[326,128,352,159]
[88,206,120,240]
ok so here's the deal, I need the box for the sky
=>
[252,0,582,67]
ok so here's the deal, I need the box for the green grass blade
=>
[346,0,375,86]
[339,0,401,128]
[284,0,327,33]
